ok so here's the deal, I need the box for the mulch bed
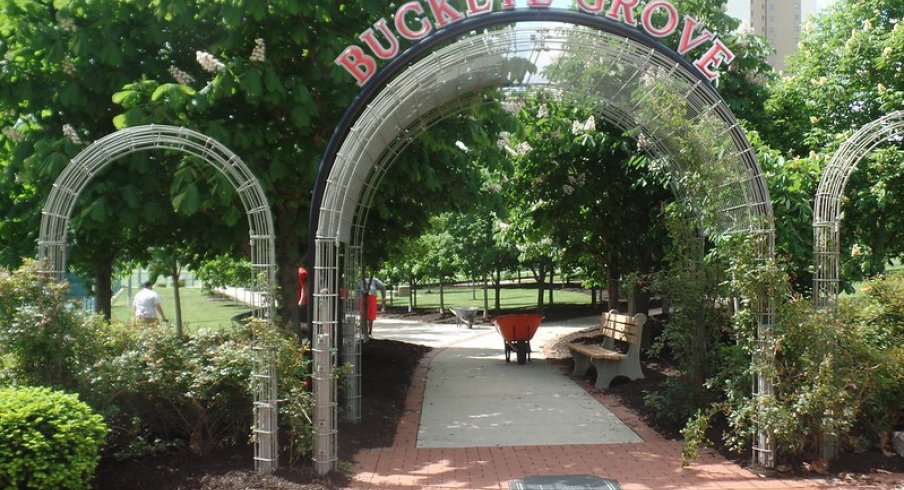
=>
[93,339,430,490]
[94,304,903,488]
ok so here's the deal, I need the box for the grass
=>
[386,284,592,310]
[841,260,904,298]
[111,286,250,334]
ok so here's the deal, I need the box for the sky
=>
[726,0,836,26]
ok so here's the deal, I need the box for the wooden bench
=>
[568,309,646,389]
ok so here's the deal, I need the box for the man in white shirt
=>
[133,281,167,326]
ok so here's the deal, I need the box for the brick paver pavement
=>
[348,332,903,490]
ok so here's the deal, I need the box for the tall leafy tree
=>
[0,1,245,317]
[501,95,672,311]
[765,0,904,286]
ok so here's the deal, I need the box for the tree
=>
[765,0,904,287]
[500,94,672,312]
[0,1,247,318]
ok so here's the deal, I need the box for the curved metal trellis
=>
[310,11,777,474]
[36,124,279,475]
[813,110,904,313]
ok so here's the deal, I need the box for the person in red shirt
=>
[297,266,308,307]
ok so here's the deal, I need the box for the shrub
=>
[84,321,315,461]
[0,386,108,489]
[0,260,108,390]
[195,255,254,294]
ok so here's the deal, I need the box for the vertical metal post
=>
[313,239,339,475]
[343,244,363,422]
[252,346,278,474]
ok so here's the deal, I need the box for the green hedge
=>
[0,386,108,490]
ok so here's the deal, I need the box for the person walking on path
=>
[358,277,386,337]
[133,281,167,326]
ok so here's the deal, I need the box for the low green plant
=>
[681,260,904,464]
[0,260,108,390]
[0,386,108,490]
[196,255,254,294]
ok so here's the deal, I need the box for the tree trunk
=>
[439,277,445,314]
[274,206,303,337]
[631,278,650,316]
[535,266,546,314]
[483,273,489,320]
[407,277,414,313]
[171,261,183,338]
[494,269,502,313]
[606,260,620,311]
[591,287,597,306]
[548,268,555,305]
[93,256,114,320]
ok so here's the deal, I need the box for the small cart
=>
[449,306,480,329]
[493,314,544,365]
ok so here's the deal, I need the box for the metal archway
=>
[813,110,904,313]
[310,10,776,473]
[37,124,279,475]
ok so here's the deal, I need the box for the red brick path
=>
[348,344,900,489]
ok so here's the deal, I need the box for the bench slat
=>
[568,343,625,361]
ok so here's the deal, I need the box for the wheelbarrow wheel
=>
[504,342,511,363]
[516,341,528,365]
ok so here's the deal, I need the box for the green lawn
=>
[111,286,250,334]
[386,285,592,310]
[841,260,904,298]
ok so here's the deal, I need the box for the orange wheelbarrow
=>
[493,314,544,365]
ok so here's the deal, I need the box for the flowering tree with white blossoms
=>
[501,93,673,312]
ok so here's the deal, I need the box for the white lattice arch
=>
[310,12,777,474]
[813,111,904,313]
[36,124,279,474]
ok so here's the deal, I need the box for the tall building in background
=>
[750,0,802,71]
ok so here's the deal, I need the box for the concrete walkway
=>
[348,317,901,489]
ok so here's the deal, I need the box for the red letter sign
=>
[396,1,433,40]
[641,0,679,38]
[360,19,400,60]
[335,46,377,86]
[427,0,464,27]
[528,0,553,6]
[606,0,639,27]
[467,0,493,16]
[694,39,735,80]
[678,16,713,55]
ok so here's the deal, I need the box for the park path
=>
[345,318,901,489]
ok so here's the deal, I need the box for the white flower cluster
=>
[250,38,266,63]
[168,65,195,85]
[4,51,14,62]
[503,99,524,114]
[196,50,225,73]
[2,126,24,143]
[537,105,548,119]
[63,124,82,145]
[59,18,76,32]
[496,132,531,157]
[851,243,863,257]
[571,115,596,134]
[562,173,586,196]
[62,58,76,76]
